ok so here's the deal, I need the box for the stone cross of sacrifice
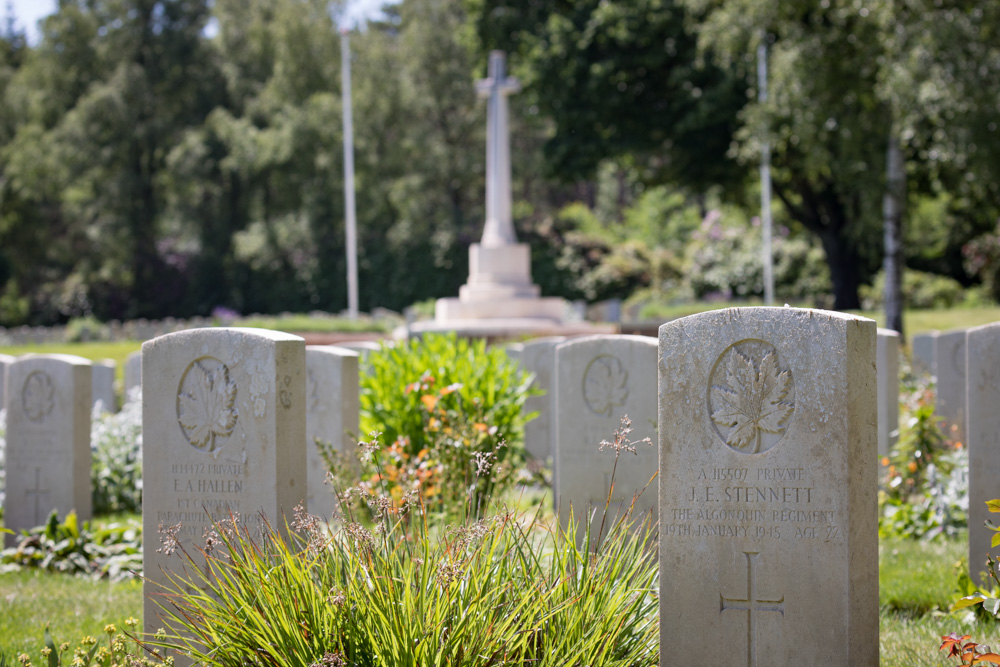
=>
[476,50,521,248]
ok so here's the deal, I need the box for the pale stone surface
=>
[5,354,92,546]
[142,328,306,645]
[553,335,658,529]
[912,331,937,375]
[877,329,900,458]
[305,346,360,520]
[124,350,142,395]
[92,359,117,414]
[658,307,877,667]
[333,340,382,361]
[935,328,968,442]
[967,323,1000,584]
[0,352,15,410]
[520,337,565,462]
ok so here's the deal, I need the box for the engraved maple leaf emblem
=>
[178,360,238,452]
[710,347,793,453]
[584,355,629,416]
[22,371,55,422]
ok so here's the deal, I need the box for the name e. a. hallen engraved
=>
[171,463,245,475]
[687,485,812,503]
[173,478,244,493]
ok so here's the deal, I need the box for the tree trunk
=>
[818,227,862,310]
[882,133,905,341]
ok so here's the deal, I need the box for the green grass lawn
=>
[1,532,995,663]
[0,341,141,385]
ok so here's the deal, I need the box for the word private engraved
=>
[708,339,794,454]
[22,371,56,423]
[176,357,238,452]
[582,354,629,416]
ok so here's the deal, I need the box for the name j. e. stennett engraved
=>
[686,486,812,503]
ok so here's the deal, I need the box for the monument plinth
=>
[428,51,567,327]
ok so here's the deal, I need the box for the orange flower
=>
[907,461,918,473]
[441,383,462,395]
[421,394,438,411]
[473,423,488,432]
[880,457,890,467]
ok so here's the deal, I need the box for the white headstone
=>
[966,323,1000,584]
[554,335,658,531]
[935,328,967,442]
[124,350,142,395]
[877,328,900,459]
[658,307,877,666]
[520,337,565,462]
[4,354,92,546]
[305,345,360,520]
[142,328,307,646]
[92,359,117,414]
[912,332,937,375]
[0,352,15,410]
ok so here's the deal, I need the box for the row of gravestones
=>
[912,327,1000,586]
[1,353,120,416]
[4,311,997,664]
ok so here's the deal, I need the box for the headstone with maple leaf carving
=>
[4,354,93,547]
[305,345,360,520]
[553,335,658,538]
[141,328,307,653]
[659,307,877,667]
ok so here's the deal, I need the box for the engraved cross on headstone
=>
[475,50,520,248]
[720,551,785,667]
[26,467,51,525]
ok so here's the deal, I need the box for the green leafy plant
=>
[357,334,535,517]
[91,389,143,515]
[1,510,141,581]
[879,372,967,540]
[142,418,659,666]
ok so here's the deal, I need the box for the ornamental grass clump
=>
[143,422,659,666]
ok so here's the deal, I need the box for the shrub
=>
[860,268,968,310]
[142,418,659,666]
[358,334,535,517]
[91,388,143,515]
[879,371,968,540]
[0,510,141,581]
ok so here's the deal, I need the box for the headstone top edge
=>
[938,326,968,337]
[876,328,901,338]
[555,334,656,350]
[142,327,305,353]
[0,353,16,363]
[658,306,875,337]
[13,353,93,366]
[967,321,1000,336]
[307,345,360,359]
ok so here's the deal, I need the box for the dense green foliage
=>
[1,0,998,324]
[0,511,141,582]
[356,334,534,517]
[90,392,143,515]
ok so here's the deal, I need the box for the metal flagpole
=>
[341,28,359,319]
[758,32,774,307]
